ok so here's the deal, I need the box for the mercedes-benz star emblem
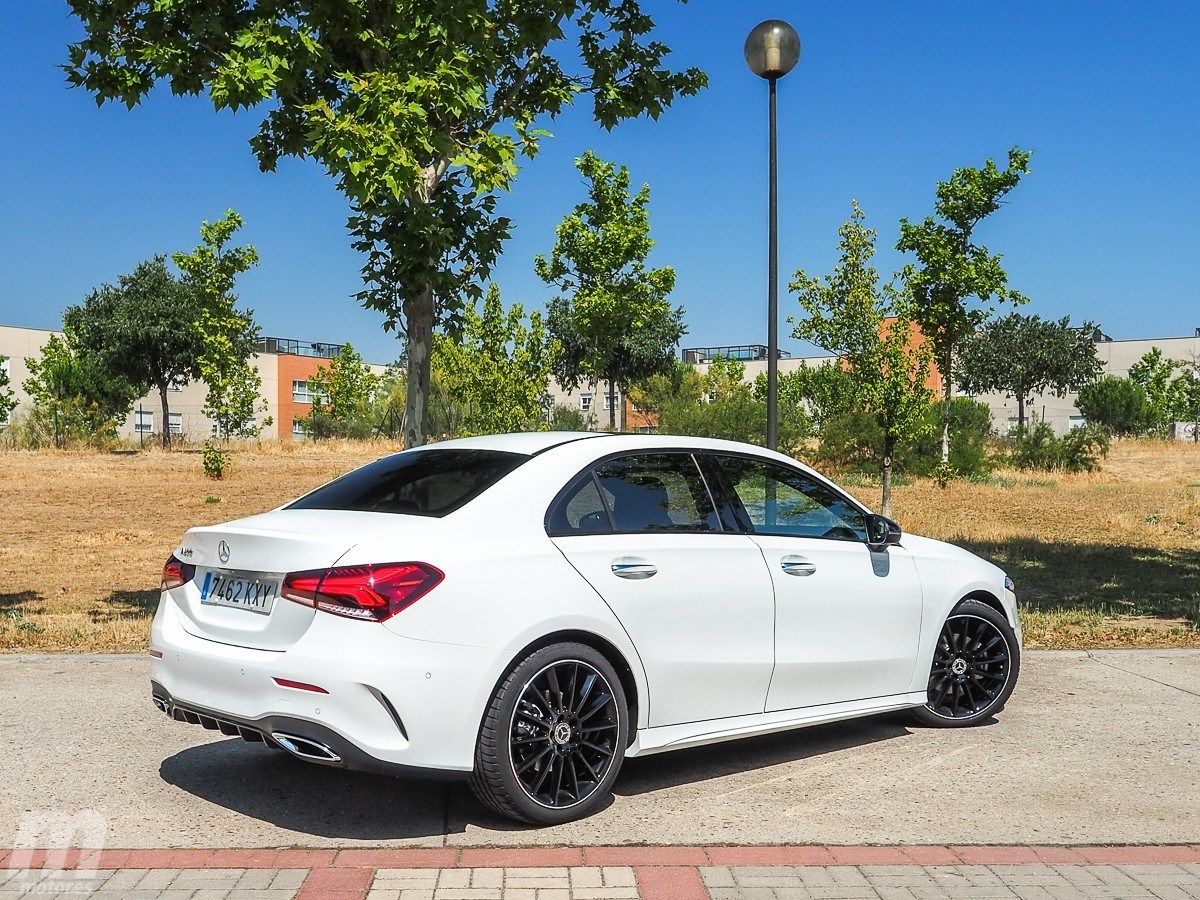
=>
[218,540,231,564]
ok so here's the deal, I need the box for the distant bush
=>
[1008,421,1109,473]
[549,404,588,432]
[1076,376,1152,436]
[902,398,994,478]
[816,398,993,479]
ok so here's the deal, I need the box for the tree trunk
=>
[403,282,435,449]
[607,377,617,431]
[940,381,952,464]
[1017,395,1026,431]
[880,439,894,519]
[158,381,171,450]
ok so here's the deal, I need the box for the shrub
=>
[1076,376,1152,436]
[549,404,588,432]
[902,398,994,478]
[202,440,230,479]
[816,398,993,479]
[1008,421,1108,472]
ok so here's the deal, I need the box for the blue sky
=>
[1,2,1197,365]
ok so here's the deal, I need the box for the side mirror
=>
[865,514,902,550]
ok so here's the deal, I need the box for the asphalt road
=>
[2,651,1197,848]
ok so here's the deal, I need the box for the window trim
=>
[545,449,726,537]
[698,450,873,544]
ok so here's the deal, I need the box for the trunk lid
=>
[168,509,428,651]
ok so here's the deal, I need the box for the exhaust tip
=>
[152,695,169,714]
[270,731,342,763]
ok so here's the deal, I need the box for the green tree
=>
[1128,348,1178,435]
[897,148,1033,463]
[300,344,381,440]
[64,258,204,448]
[173,211,269,440]
[0,356,15,426]
[656,357,807,455]
[791,202,933,516]
[959,313,1102,429]
[67,3,705,450]
[1075,376,1152,436]
[432,284,554,435]
[537,152,685,430]
[1169,356,1200,440]
[627,360,704,418]
[22,334,140,448]
[753,363,852,436]
[549,404,589,432]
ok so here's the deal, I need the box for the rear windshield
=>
[288,449,529,517]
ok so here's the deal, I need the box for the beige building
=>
[0,324,387,443]
[681,334,1200,436]
[3,323,1197,441]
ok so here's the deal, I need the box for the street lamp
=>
[744,19,800,451]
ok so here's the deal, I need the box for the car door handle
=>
[611,558,657,580]
[780,556,817,576]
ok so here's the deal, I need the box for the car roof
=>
[417,431,604,455]
[418,431,813,468]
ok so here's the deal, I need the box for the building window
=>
[292,419,309,441]
[168,413,183,435]
[580,393,593,412]
[135,410,153,434]
[167,377,185,393]
[293,379,327,404]
[603,392,619,411]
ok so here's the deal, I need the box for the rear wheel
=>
[912,599,1019,727]
[470,643,628,824]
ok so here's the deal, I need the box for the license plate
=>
[200,571,279,615]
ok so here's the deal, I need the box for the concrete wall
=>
[971,334,1200,434]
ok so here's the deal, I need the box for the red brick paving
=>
[334,847,460,868]
[10,843,1200,879]
[828,846,912,865]
[952,844,1044,865]
[705,846,838,866]
[585,846,709,866]
[458,847,584,867]
[296,865,373,900]
[634,865,710,900]
[899,845,960,865]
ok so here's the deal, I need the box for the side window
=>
[714,455,867,541]
[547,474,612,536]
[593,454,720,533]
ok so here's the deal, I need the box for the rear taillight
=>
[161,554,196,590]
[281,562,444,622]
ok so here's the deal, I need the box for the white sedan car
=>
[151,432,1021,824]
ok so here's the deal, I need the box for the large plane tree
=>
[66,1,706,447]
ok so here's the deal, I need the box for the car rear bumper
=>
[149,593,510,774]
[149,680,464,779]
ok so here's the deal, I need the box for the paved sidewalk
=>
[5,846,1200,899]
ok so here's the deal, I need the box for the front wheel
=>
[912,599,1020,727]
[470,643,628,824]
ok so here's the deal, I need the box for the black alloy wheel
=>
[471,643,628,824]
[509,660,619,809]
[913,598,1020,727]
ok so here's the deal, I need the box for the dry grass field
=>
[1,439,1197,653]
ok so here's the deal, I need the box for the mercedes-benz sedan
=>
[150,432,1021,824]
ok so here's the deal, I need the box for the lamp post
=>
[745,19,800,451]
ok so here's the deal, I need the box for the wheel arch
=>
[492,630,641,748]
[956,589,1021,631]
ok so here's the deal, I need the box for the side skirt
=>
[625,691,927,757]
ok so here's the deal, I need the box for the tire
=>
[469,642,629,825]
[912,598,1020,728]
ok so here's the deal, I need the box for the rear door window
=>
[593,453,721,533]
[289,449,528,517]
